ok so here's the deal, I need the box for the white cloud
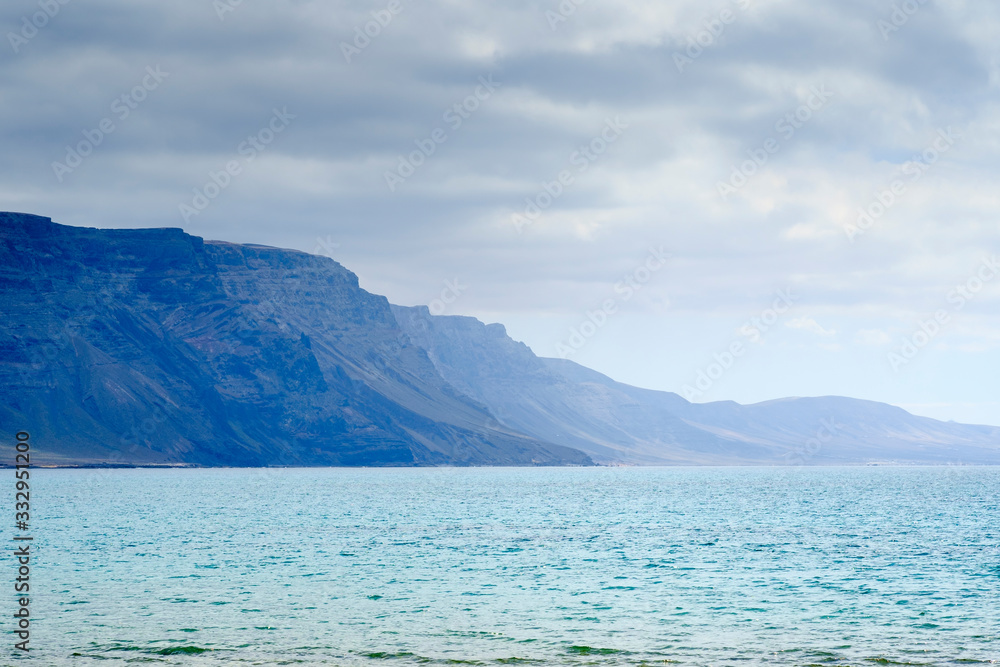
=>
[2,0,999,423]
[786,317,836,337]
[854,329,892,346]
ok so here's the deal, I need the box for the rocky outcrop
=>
[393,305,1000,465]
[3,211,996,467]
[0,213,592,466]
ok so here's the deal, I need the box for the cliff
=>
[0,213,592,466]
[2,211,996,467]
[393,305,1000,465]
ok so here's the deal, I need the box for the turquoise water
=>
[8,467,1000,666]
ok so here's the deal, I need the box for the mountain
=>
[2,212,997,467]
[392,305,1000,465]
[0,212,591,466]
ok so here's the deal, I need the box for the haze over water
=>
[20,467,1000,666]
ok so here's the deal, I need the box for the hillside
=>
[393,305,1000,465]
[0,212,591,466]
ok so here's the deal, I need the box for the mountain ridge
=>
[2,212,997,466]
[391,307,1000,466]
[0,212,591,467]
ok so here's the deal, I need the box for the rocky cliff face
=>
[0,213,592,466]
[3,212,997,467]
[393,305,1000,465]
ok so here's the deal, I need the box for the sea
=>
[7,466,999,666]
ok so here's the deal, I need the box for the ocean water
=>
[8,466,999,666]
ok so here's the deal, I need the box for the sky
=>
[2,0,999,426]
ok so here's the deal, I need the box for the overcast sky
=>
[3,0,999,425]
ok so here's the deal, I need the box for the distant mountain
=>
[0,212,591,466]
[1,212,997,467]
[393,305,1000,465]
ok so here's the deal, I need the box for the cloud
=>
[2,0,999,422]
[786,317,836,337]
[854,328,892,346]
